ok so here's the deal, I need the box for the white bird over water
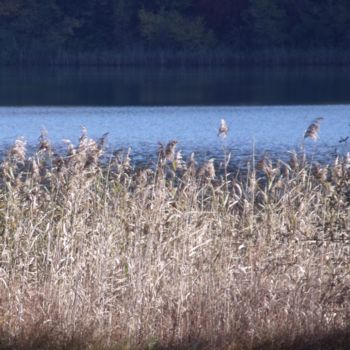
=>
[218,119,229,138]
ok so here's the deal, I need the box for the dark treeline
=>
[1,0,350,65]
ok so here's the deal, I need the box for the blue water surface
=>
[0,105,348,162]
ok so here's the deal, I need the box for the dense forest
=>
[1,0,350,65]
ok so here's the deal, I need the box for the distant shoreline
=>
[2,47,350,66]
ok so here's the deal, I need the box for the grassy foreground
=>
[0,128,349,350]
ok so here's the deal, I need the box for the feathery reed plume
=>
[62,139,76,157]
[257,153,279,179]
[165,140,177,161]
[123,147,132,170]
[53,153,64,172]
[97,132,109,151]
[174,150,185,170]
[345,152,350,169]
[75,127,105,169]
[257,153,270,175]
[218,119,229,138]
[198,158,216,179]
[157,142,165,160]
[304,117,323,140]
[207,159,216,179]
[331,156,343,180]
[79,125,88,144]
[184,152,196,178]
[281,161,291,178]
[312,163,328,182]
[288,151,299,170]
[38,128,51,153]
[30,157,40,179]
[135,167,152,187]
[78,126,98,151]
[8,138,26,164]
[113,147,132,172]
[256,153,268,172]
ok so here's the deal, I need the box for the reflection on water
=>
[0,106,348,163]
[1,67,350,106]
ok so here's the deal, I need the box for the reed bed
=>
[0,126,349,350]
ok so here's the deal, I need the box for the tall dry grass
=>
[0,126,349,350]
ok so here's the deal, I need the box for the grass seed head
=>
[289,151,299,170]
[165,140,178,161]
[175,150,185,170]
[312,163,328,181]
[38,128,51,153]
[8,138,27,164]
[304,117,323,140]
[198,158,216,179]
[218,119,229,138]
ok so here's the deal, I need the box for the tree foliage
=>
[0,0,349,60]
[139,8,214,49]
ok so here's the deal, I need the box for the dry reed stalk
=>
[304,117,324,140]
[198,158,216,179]
[8,138,26,164]
[218,119,229,138]
[174,150,185,170]
[0,129,349,350]
[38,129,51,153]
[165,140,178,161]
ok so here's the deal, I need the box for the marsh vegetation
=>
[0,121,349,350]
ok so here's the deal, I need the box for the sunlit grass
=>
[0,126,349,350]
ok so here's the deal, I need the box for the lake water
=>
[0,67,349,163]
[2,66,350,106]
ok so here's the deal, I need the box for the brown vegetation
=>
[0,127,349,350]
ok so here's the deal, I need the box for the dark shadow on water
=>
[1,66,350,106]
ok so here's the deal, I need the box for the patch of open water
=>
[0,105,348,165]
